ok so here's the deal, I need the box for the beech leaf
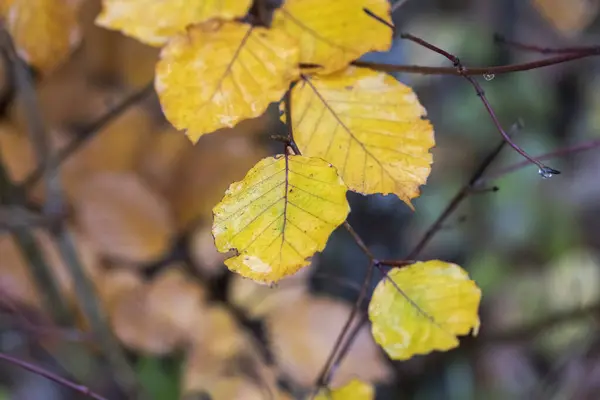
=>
[212,155,350,283]
[369,260,481,360]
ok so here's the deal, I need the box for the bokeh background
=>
[0,0,599,399]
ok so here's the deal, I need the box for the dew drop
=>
[483,73,495,81]
[538,166,560,179]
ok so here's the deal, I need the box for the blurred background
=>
[0,0,599,399]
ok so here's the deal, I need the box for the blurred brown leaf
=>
[109,267,205,354]
[188,224,227,277]
[167,119,269,230]
[266,295,391,387]
[532,0,599,35]
[73,172,175,264]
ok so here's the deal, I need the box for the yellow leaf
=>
[95,0,252,46]
[532,0,599,35]
[369,260,481,361]
[288,67,434,207]
[212,155,350,284]
[274,0,392,74]
[155,20,299,143]
[1,0,82,72]
[315,379,374,400]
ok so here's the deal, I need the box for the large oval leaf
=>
[368,260,481,360]
[274,0,393,74]
[156,20,300,143]
[212,155,350,283]
[289,67,434,208]
[96,0,253,46]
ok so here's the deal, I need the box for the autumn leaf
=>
[315,379,374,400]
[274,0,393,74]
[288,67,434,207]
[95,0,253,46]
[212,155,350,283]
[369,260,481,360]
[532,0,599,35]
[156,20,299,143]
[1,0,82,72]
[267,295,390,387]
[73,172,175,264]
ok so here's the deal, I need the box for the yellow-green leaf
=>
[212,155,349,284]
[368,260,481,360]
[156,20,299,143]
[314,379,374,400]
[274,0,392,74]
[1,0,82,72]
[288,67,434,208]
[95,0,253,46]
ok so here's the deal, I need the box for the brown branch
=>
[0,352,108,400]
[353,50,599,75]
[396,33,558,174]
[406,130,513,260]
[493,34,599,55]
[478,138,600,185]
[0,27,146,399]
[20,82,155,190]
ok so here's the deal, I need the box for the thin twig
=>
[311,260,375,398]
[353,51,598,75]
[20,82,155,190]
[397,32,558,174]
[0,352,108,400]
[54,227,146,398]
[477,138,600,185]
[406,137,509,260]
[322,313,369,386]
[493,34,598,54]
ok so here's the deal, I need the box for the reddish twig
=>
[478,138,600,185]
[406,137,509,260]
[397,32,559,175]
[311,260,375,397]
[0,352,108,400]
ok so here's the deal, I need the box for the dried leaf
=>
[155,20,299,142]
[532,0,599,35]
[369,260,481,361]
[1,0,82,71]
[212,155,350,283]
[110,268,205,354]
[96,0,253,46]
[188,225,227,277]
[267,295,390,387]
[274,0,392,74]
[168,125,268,230]
[73,172,175,264]
[288,67,435,208]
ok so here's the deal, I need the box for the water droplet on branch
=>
[483,73,495,81]
[538,166,561,179]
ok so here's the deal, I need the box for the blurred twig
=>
[487,302,600,342]
[0,352,108,400]
[20,81,155,190]
[0,26,146,399]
